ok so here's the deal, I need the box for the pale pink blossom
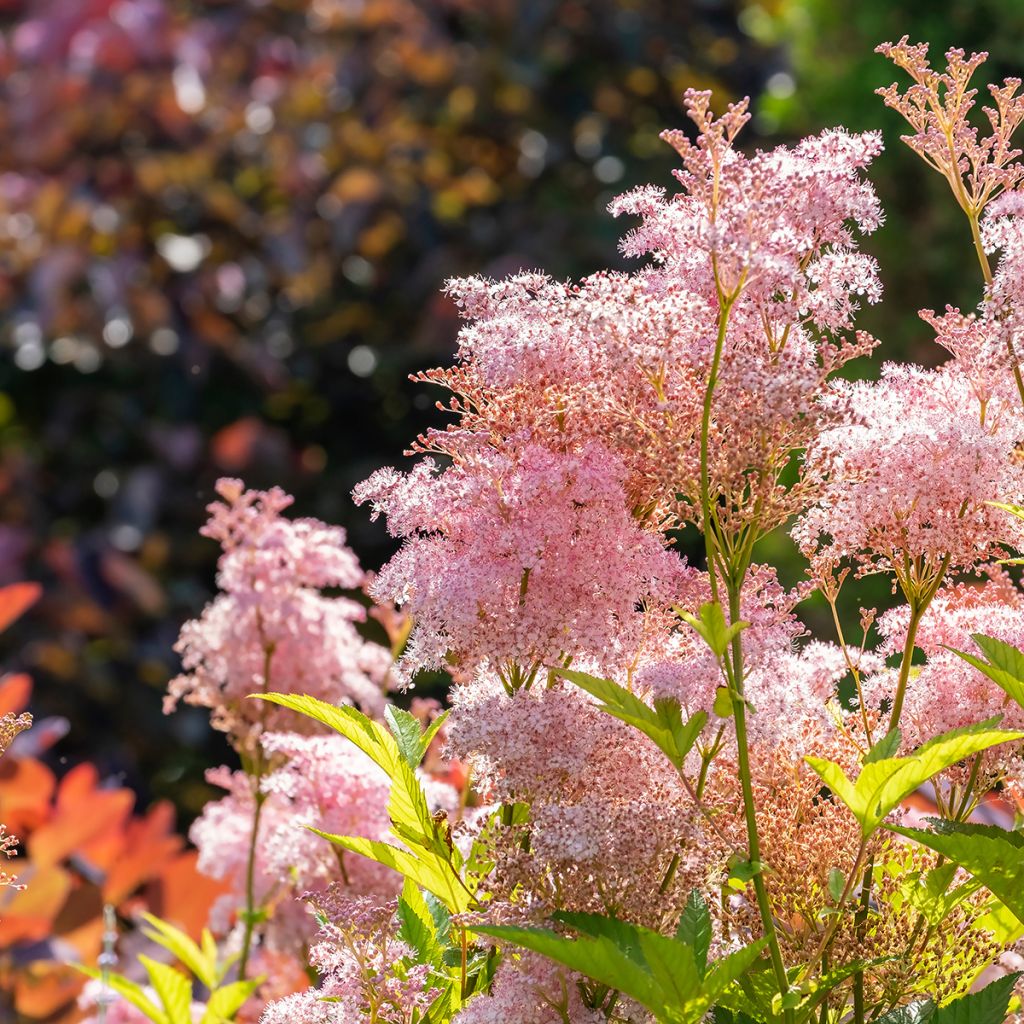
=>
[260,893,437,1024]
[167,478,393,743]
[191,733,397,951]
[357,443,683,685]
[795,363,1024,576]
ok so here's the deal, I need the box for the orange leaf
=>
[0,757,56,835]
[14,961,85,1020]
[28,764,133,868]
[0,861,72,947]
[0,583,41,634]
[0,673,32,716]
[103,801,183,904]
[145,850,230,939]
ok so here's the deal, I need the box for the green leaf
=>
[676,891,712,978]
[420,710,449,758]
[312,830,474,914]
[990,500,1024,522]
[675,602,750,659]
[827,868,845,904]
[899,861,980,927]
[872,1002,934,1024]
[140,913,216,991]
[881,972,1024,1024]
[948,635,1024,709]
[423,889,453,947]
[933,972,1021,1023]
[711,1010,760,1024]
[474,922,667,1018]
[553,668,706,772]
[139,956,192,1024]
[713,687,733,719]
[200,980,261,1024]
[888,821,1024,926]
[864,728,902,764]
[397,878,442,963]
[385,705,426,769]
[975,894,1024,944]
[703,940,771,1005]
[805,718,1024,837]
[253,693,447,863]
[725,855,762,890]
[200,929,220,983]
[75,967,168,1024]
[477,916,765,1024]
[252,692,401,774]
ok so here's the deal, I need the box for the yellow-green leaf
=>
[806,719,1024,837]
[75,967,168,1024]
[140,956,192,1024]
[200,979,261,1024]
[141,913,216,990]
[311,829,474,914]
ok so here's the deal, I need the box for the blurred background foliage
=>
[0,0,1016,821]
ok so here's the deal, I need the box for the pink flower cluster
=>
[167,479,393,742]
[357,443,683,685]
[866,571,1024,755]
[139,45,1024,1021]
[795,363,1024,577]
[261,893,437,1024]
[191,733,398,950]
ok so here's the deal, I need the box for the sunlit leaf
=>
[806,719,1024,837]
[554,668,706,772]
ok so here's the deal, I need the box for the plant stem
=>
[886,600,924,733]
[888,554,949,732]
[699,295,734,604]
[967,208,1024,411]
[852,857,874,1024]
[727,580,792,1019]
[697,284,791,1020]
[238,642,275,981]
[238,787,267,981]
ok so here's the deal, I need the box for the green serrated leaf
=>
[311,829,474,914]
[420,711,449,758]
[478,913,765,1024]
[676,602,751,659]
[423,888,453,947]
[200,979,261,1024]
[864,728,902,764]
[253,693,450,865]
[553,668,706,772]
[871,1000,934,1023]
[385,705,426,770]
[806,718,1024,837]
[726,855,762,890]
[676,891,712,978]
[889,822,1024,926]
[990,500,1024,522]
[140,956,192,1024]
[702,940,771,1005]
[141,913,216,991]
[948,635,1024,709]
[934,972,1021,1023]
[397,878,442,963]
[475,922,666,1018]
